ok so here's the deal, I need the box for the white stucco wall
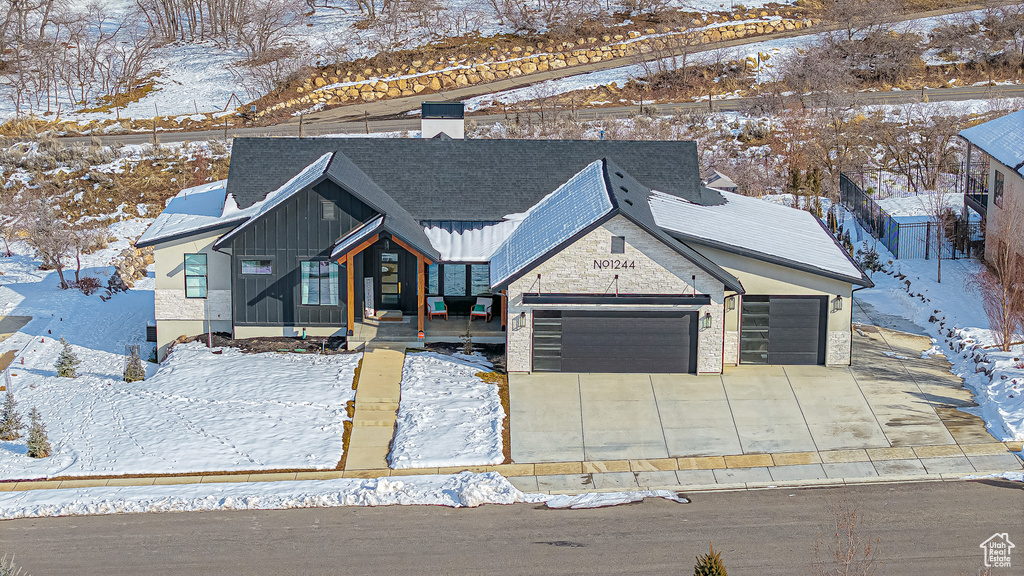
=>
[505,216,726,374]
[152,230,232,359]
[692,244,856,366]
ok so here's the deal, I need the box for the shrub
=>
[76,277,102,296]
[0,390,24,441]
[54,337,81,378]
[693,542,727,576]
[0,553,25,576]
[856,246,883,276]
[26,407,51,458]
[123,344,146,382]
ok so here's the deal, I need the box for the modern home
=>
[959,108,1024,261]
[138,118,871,374]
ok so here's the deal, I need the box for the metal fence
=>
[839,173,983,260]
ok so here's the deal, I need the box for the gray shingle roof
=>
[323,152,440,261]
[226,137,721,220]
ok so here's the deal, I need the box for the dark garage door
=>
[740,296,826,365]
[533,310,697,373]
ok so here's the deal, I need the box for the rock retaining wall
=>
[259,12,819,117]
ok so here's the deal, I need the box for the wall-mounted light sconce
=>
[725,295,736,312]
[513,311,526,330]
[831,296,843,313]
[700,311,713,330]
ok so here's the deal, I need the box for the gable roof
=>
[323,152,439,261]
[226,138,723,221]
[960,109,1024,178]
[213,153,333,249]
[488,159,744,293]
[649,189,873,287]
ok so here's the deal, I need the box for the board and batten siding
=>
[229,179,376,327]
[505,215,726,374]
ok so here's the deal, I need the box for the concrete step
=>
[356,402,400,411]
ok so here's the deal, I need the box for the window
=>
[301,261,339,306]
[427,263,439,294]
[240,259,272,275]
[994,169,1005,209]
[443,264,466,296]
[611,236,625,254]
[470,264,490,295]
[321,200,336,220]
[184,253,207,298]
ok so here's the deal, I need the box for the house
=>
[959,108,1024,260]
[138,130,872,373]
[704,170,739,193]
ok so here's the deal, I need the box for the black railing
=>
[839,172,983,260]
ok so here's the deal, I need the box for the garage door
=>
[740,296,827,365]
[533,310,697,373]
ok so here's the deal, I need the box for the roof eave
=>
[135,219,244,249]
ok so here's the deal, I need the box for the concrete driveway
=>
[510,325,989,463]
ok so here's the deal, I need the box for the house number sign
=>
[593,259,635,270]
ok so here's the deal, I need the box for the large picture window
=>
[184,253,207,298]
[443,264,466,296]
[427,263,439,294]
[995,169,1005,209]
[301,261,339,306]
[470,264,490,295]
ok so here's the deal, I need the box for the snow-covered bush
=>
[0,390,24,441]
[54,338,81,378]
[26,407,51,459]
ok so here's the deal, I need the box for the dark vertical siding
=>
[231,180,376,327]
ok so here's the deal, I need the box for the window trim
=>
[239,258,273,275]
[994,169,1005,209]
[184,253,208,299]
[300,260,340,307]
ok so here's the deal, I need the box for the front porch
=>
[347,314,505,350]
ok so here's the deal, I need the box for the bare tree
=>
[811,500,879,576]
[973,196,1024,351]
[26,198,73,290]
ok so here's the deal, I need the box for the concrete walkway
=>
[343,344,406,470]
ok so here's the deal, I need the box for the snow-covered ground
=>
[0,225,360,480]
[389,352,505,469]
[0,472,538,519]
[463,9,1006,112]
[847,214,1024,442]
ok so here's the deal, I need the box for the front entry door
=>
[378,250,402,310]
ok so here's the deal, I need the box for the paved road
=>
[1,479,1021,575]
[65,84,1024,145]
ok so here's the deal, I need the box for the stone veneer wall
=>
[505,215,725,374]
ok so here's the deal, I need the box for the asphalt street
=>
[1,479,1021,575]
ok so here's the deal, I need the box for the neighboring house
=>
[704,170,739,193]
[959,109,1024,261]
[138,130,871,373]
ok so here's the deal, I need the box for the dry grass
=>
[335,357,362,470]
[478,371,512,465]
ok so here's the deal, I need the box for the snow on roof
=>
[214,152,333,248]
[649,189,865,282]
[424,220,522,262]
[489,161,612,287]
[136,180,241,246]
[960,109,1024,178]
[705,170,738,191]
[331,215,383,260]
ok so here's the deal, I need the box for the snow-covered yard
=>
[0,225,360,480]
[847,213,1024,442]
[389,351,505,469]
